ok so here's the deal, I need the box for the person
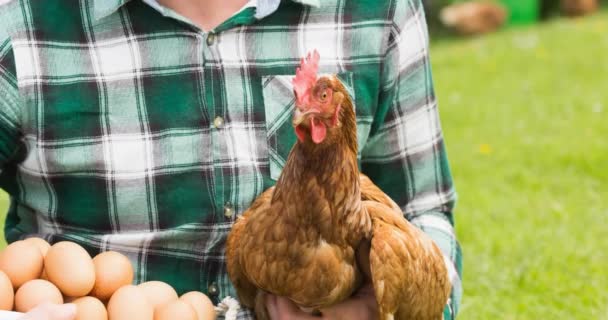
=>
[0,0,462,319]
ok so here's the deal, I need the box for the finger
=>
[320,297,376,320]
[273,297,321,320]
[28,303,77,320]
[18,303,77,320]
[265,294,280,320]
[277,297,320,320]
[50,304,77,320]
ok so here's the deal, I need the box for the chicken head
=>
[292,50,348,145]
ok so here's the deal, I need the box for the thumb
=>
[21,303,77,320]
[49,304,77,320]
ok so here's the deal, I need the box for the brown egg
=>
[45,241,96,297]
[0,270,14,311]
[14,279,63,312]
[73,296,108,320]
[180,291,217,320]
[154,300,197,320]
[107,285,153,320]
[90,251,134,301]
[138,281,178,310]
[23,237,51,256]
[0,240,44,288]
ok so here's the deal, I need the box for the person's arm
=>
[0,18,76,320]
[360,0,462,318]
[0,35,22,177]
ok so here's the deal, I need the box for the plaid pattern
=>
[0,0,462,318]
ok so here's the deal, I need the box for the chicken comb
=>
[293,50,320,107]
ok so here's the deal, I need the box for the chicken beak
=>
[292,108,320,127]
[292,109,306,127]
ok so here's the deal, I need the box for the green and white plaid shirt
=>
[0,0,462,318]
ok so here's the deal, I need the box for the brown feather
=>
[226,187,275,308]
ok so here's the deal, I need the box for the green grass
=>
[432,13,608,319]
[1,12,607,319]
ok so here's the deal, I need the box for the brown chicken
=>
[439,1,507,36]
[226,51,451,320]
[561,0,598,17]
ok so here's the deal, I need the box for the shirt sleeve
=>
[360,0,462,318]
[0,37,21,170]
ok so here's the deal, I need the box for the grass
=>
[1,12,607,319]
[432,13,608,319]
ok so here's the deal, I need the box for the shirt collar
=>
[91,0,321,22]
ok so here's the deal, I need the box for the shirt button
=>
[224,202,234,218]
[213,116,224,128]
[206,33,216,46]
[208,282,219,296]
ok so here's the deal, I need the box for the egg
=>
[180,291,217,320]
[138,281,178,310]
[45,241,96,297]
[0,270,14,311]
[154,300,197,320]
[73,296,108,320]
[23,237,51,256]
[107,285,153,320]
[0,241,44,288]
[90,251,134,301]
[14,279,63,312]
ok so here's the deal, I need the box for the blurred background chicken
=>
[561,0,598,16]
[440,1,508,35]
[226,51,450,320]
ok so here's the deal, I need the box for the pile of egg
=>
[0,238,217,320]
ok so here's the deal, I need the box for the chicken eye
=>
[321,91,328,100]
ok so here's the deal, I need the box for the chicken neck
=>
[272,101,366,245]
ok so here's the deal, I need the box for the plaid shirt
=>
[0,0,462,318]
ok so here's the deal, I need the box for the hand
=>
[18,303,77,320]
[320,282,377,320]
[266,295,321,320]
[266,282,378,320]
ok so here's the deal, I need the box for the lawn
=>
[1,12,607,319]
[432,12,608,319]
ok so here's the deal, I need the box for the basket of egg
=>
[0,238,217,320]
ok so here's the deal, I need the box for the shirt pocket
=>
[261,72,356,181]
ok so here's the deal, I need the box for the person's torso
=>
[0,0,397,301]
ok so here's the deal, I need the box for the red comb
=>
[293,50,320,107]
